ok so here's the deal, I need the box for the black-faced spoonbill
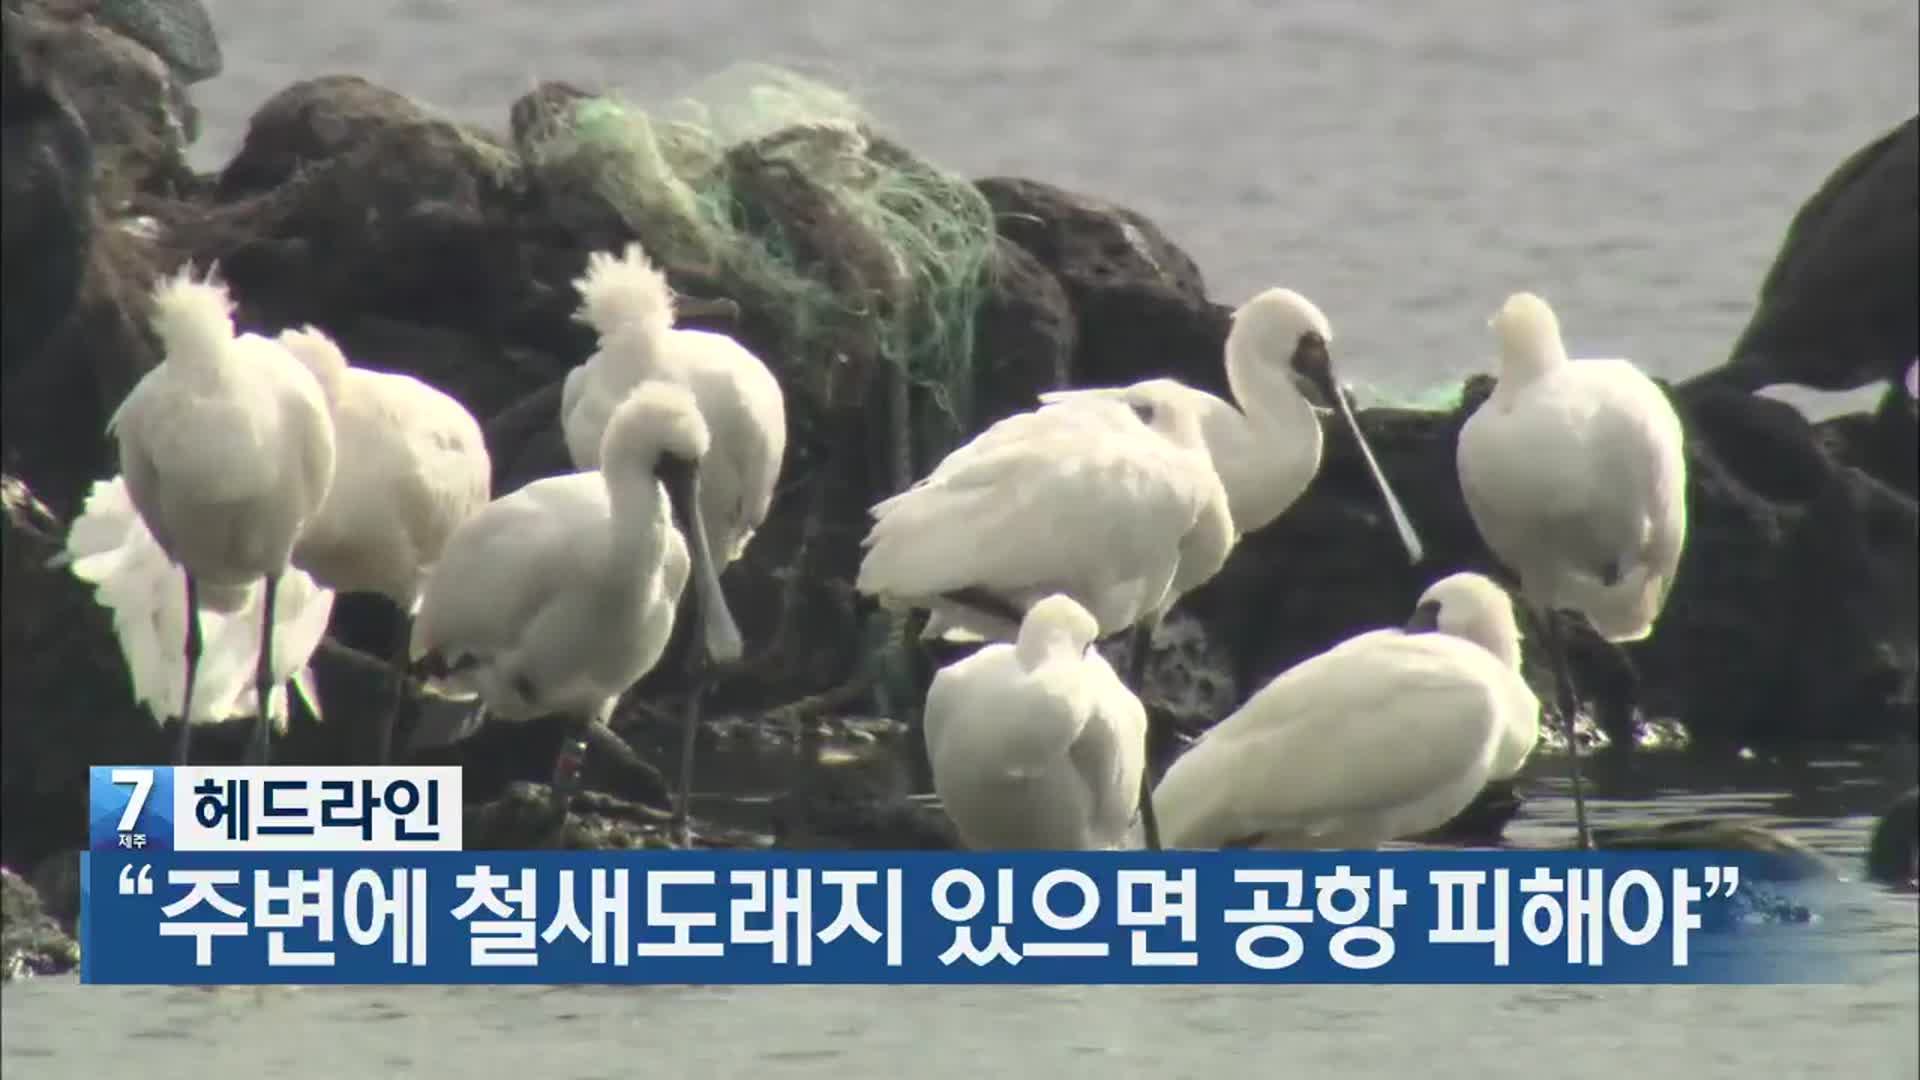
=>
[106,267,338,764]
[1457,292,1688,850]
[61,475,335,738]
[559,243,786,839]
[923,594,1148,850]
[857,386,1235,849]
[1041,288,1424,561]
[274,327,492,764]
[409,380,744,824]
[1151,572,1539,850]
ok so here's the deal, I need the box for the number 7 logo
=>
[111,768,153,833]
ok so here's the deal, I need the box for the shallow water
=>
[14,0,1918,1075]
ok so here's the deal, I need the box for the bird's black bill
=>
[1405,599,1442,633]
[1290,333,1425,566]
[659,455,744,666]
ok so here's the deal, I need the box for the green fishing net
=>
[520,64,996,443]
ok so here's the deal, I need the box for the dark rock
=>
[91,0,221,83]
[1688,114,1918,395]
[184,87,529,343]
[1866,786,1918,890]
[1585,819,1836,881]
[1,866,77,980]
[969,236,1075,426]
[2,222,169,519]
[27,847,80,930]
[976,175,1232,394]
[1,6,95,378]
[6,2,195,203]
[1816,379,1918,498]
[2,474,164,874]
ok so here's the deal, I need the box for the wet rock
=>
[1585,819,1837,882]
[6,1,196,203]
[0,866,78,980]
[1,6,95,378]
[464,783,676,851]
[975,175,1232,394]
[1688,114,1919,396]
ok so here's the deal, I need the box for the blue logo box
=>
[88,766,175,853]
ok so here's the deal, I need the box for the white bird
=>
[923,594,1148,850]
[858,386,1234,848]
[560,242,786,568]
[409,380,743,823]
[60,475,335,735]
[1151,572,1540,850]
[105,266,337,764]
[558,242,785,836]
[1038,287,1424,558]
[1457,291,1688,848]
[274,326,492,763]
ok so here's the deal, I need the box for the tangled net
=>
[519,64,996,443]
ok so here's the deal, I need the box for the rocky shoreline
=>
[2,1,1914,976]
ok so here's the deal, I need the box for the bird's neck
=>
[1013,627,1084,672]
[603,329,681,381]
[604,466,672,569]
[1494,334,1568,399]
[1218,352,1324,532]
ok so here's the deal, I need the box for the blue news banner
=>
[83,766,1836,986]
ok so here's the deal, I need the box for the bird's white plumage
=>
[1151,572,1539,850]
[856,390,1234,643]
[108,269,336,614]
[276,327,492,611]
[560,243,786,566]
[1038,288,1332,535]
[409,381,713,725]
[923,594,1148,850]
[61,476,334,730]
[1457,292,1688,642]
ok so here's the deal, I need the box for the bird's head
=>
[1230,287,1338,409]
[1406,571,1523,670]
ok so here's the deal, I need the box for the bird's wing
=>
[1066,650,1150,845]
[1152,633,1504,848]
[680,332,788,560]
[355,371,493,568]
[408,474,608,664]
[257,337,339,524]
[61,475,337,729]
[1460,379,1638,580]
[110,376,282,511]
[558,359,609,469]
[857,403,1208,612]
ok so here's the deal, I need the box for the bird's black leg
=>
[1540,607,1593,850]
[672,649,709,848]
[374,609,414,765]
[247,572,280,765]
[548,712,591,822]
[1124,621,1164,851]
[175,574,203,765]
